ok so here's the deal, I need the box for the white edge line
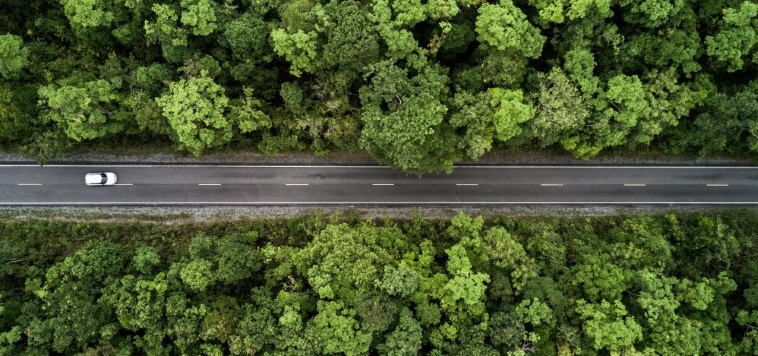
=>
[198,183,222,186]
[372,183,395,186]
[0,164,756,169]
[706,184,729,187]
[285,183,309,186]
[0,202,756,205]
[456,183,479,186]
[540,184,564,186]
[624,184,647,187]
[17,183,42,186]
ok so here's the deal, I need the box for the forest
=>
[0,211,756,354]
[0,0,756,173]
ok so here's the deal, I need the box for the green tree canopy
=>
[0,34,29,80]
[156,74,231,156]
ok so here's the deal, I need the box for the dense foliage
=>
[0,0,757,172]
[0,211,757,354]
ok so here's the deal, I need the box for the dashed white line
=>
[198,183,222,186]
[372,183,395,186]
[624,184,647,187]
[1,202,755,205]
[286,183,309,186]
[456,183,479,186]
[706,184,729,187]
[17,183,42,186]
[114,183,133,186]
[540,183,564,187]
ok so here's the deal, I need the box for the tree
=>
[377,308,423,356]
[38,79,125,142]
[156,75,231,156]
[378,263,419,298]
[475,1,546,59]
[0,82,36,144]
[229,87,272,136]
[634,269,704,355]
[563,47,599,99]
[135,63,175,96]
[369,0,428,68]
[448,90,496,160]
[526,0,613,25]
[619,0,686,28]
[321,1,381,74]
[705,1,758,72]
[228,289,279,354]
[179,259,214,292]
[575,299,643,353]
[440,244,490,318]
[674,87,758,155]
[144,0,220,63]
[592,74,648,148]
[488,88,535,142]
[736,310,758,354]
[58,0,114,29]
[359,62,457,174]
[271,29,320,77]
[221,10,272,82]
[26,241,128,353]
[622,28,703,76]
[0,34,29,80]
[310,301,372,356]
[634,68,708,145]
[529,67,589,148]
[292,223,397,303]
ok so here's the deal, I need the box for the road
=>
[1,165,757,205]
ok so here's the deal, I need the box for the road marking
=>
[1,202,756,206]
[706,184,729,187]
[624,184,646,187]
[17,183,42,186]
[456,183,479,186]
[286,183,309,186]
[372,183,395,186]
[198,183,221,186]
[540,183,563,187]
[114,183,133,186]
[2,164,756,169]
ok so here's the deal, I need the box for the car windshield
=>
[100,173,107,183]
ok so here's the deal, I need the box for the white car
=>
[85,172,117,186]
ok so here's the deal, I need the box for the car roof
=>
[85,173,104,184]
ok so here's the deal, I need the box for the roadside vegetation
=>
[1,0,757,173]
[0,211,757,354]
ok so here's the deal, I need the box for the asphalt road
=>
[1,165,757,205]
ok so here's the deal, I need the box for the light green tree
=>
[38,79,124,142]
[705,1,758,72]
[619,0,685,28]
[156,75,231,156]
[271,29,319,77]
[310,301,372,356]
[475,1,546,59]
[533,0,612,24]
[488,88,535,142]
[575,299,643,353]
[0,34,29,79]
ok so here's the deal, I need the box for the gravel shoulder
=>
[1,146,755,166]
[2,206,755,224]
